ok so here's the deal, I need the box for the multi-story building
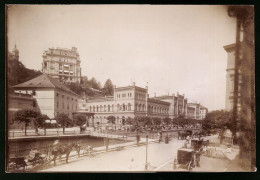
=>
[78,83,170,128]
[151,93,188,119]
[187,106,196,119]
[199,105,208,120]
[42,47,81,83]
[187,103,207,120]
[224,43,242,112]
[13,74,79,119]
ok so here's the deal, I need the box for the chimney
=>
[145,82,148,89]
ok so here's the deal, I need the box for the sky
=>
[7,5,237,111]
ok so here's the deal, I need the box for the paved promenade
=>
[42,139,185,172]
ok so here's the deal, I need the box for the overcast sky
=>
[7,5,236,111]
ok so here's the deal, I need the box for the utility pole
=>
[145,135,149,170]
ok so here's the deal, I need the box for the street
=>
[42,139,185,172]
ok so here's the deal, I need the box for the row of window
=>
[56,101,77,111]
[88,103,168,114]
[56,93,77,102]
[116,93,132,98]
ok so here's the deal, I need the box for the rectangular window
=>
[56,93,59,97]
[57,101,59,108]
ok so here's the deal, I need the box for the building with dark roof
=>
[13,74,79,119]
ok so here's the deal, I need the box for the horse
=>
[51,142,78,166]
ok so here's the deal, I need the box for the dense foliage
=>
[201,110,232,132]
[14,109,42,135]
[55,113,73,134]
[8,59,42,87]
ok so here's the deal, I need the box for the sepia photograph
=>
[6,5,255,172]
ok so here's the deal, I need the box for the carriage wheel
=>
[188,161,193,171]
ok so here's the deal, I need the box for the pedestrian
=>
[129,158,135,170]
[159,131,163,143]
[186,135,191,144]
[104,137,109,151]
[136,133,140,146]
[165,134,169,144]
[158,131,161,143]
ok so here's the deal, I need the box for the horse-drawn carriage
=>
[8,149,49,172]
[173,148,197,171]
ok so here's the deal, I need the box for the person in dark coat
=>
[136,134,140,146]
[165,134,169,144]
[104,137,109,152]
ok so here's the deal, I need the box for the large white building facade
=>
[224,43,242,112]
[152,93,188,119]
[78,83,170,127]
[42,47,81,83]
[13,74,79,119]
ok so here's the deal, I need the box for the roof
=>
[148,98,170,106]
[13,74,78,96]
[115,85,147,92]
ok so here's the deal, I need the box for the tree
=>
[102,79,113,96]
[107,116,116,124]
[66,82,84,95]
[202,110,232,133]
[73,114,87,126]
[89,78,102,90]
[14,109,41,136]
[163,118,172,127]
[55,113,72,134]
[8,59,42,87]
[152,117,162,127]
[35,114,49,135]
[107,116,116,131]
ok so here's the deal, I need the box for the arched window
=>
[123,104,125,111]
[135,103,138,111]
[100,105,103,112]
[117,104,120,111]
[104,105,106,112]
[138,104,141,111]
[112,104,114,111]
[128,103,131,111]
[142,104,145,111]
[108,105,110,112]
[93,106,95,112]
[96,106,99,112]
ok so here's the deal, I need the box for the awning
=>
[51,120,57,124]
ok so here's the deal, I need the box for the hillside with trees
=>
[7,58,114,98]
[7,59,42,89]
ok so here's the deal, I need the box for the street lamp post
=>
[145,135,149,170]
